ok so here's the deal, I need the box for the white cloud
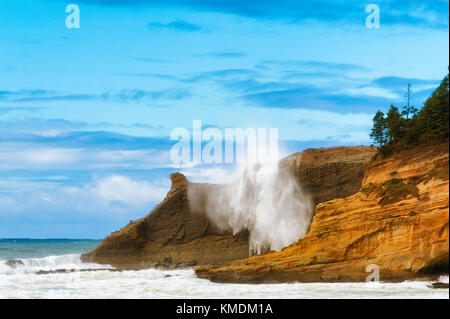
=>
[0,146,172,170]
[0,175,170,216]
[93,175,168,204]
[22,148,81,165]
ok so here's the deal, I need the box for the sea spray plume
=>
[188,161,314,255]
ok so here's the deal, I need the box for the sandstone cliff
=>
[82,146,374,269]
[195,143,449,283]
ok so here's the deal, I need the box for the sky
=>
[0,0,448,238]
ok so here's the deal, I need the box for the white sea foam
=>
[0,255,447,299]
[0,253,112,275]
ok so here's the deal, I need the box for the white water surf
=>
[0,254,448,299]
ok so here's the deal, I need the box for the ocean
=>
[0,239,448,299]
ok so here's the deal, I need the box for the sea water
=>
[0,239,448,299]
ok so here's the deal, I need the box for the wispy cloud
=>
[0,128,173,150]
[0,88,191,103]
[0,117,165,138]
[257,60,368,73]
[0,144,172,171]
[238,87,396,112]
[115,73,177,80]
[0,106,44,115]
[133,57,180,63]
[183,68,259,83]
[174,59,439,112]
[367,76,441,90]
[147,19,206,32]
[194,51,247,58]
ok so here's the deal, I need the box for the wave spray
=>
[188,161,314,255]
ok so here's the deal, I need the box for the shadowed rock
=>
[280,146,377,204]
[35,268,121,275]
[429,282,449,289]
[6,260,24,268]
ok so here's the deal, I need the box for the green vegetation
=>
[378,178,419,206]
[370,73,449,156]
[374,165,448,206]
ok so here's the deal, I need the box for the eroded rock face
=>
[280,146,377,204]
[195,143,449,283]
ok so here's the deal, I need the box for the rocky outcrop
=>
[5,260,24,268]
[196,143,449,283]
[82,146,375,269]
[430,282,450,289]
[81,173,249,269]
[281,146,377,204]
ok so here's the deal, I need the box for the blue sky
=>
[0,0,448,238]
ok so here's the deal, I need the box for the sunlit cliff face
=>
[188,161,314,255]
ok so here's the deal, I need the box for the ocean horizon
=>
[0,238,101,261]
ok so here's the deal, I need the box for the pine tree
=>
[370,71,449,155]
[416,74,449,140]
[370,110,387,146]
[402,84,418,120]
[385,105,405,143]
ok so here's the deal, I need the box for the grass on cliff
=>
[363,162,448,206]
[378,178,419,206]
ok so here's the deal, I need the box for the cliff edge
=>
[281,146,376,204]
